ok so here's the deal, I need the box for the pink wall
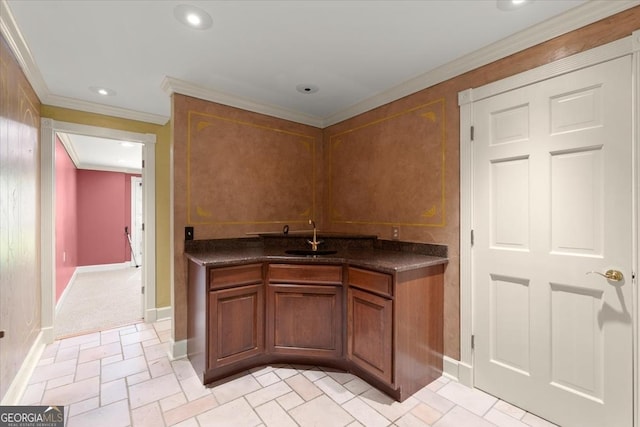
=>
[55,136,78,301]
[54,139,141,301]
[77,170,139,266]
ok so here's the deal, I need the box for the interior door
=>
[472,56,633,427]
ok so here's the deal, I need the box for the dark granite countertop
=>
[184,236,448,274]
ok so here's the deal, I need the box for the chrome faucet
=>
[307,219,323,251]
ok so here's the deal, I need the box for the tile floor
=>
[20,319,558,427]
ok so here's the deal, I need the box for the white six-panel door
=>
[472,56,633,427]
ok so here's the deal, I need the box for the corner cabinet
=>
[187,256,444,401]
[347,265,444,401]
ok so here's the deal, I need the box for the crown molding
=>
[1,0,169,126]
[161,76,324,128]
[44,94,169,125]
[3,0,638,129]
[0,0,49,100]
[322,0,640,127]
[56,132,80,168]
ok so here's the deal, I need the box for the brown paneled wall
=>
[173,7,640,360]
[0,35,41,400]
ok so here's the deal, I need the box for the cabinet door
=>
[347,287,393,384]
[209,284,264,369]
[267,284,342,357]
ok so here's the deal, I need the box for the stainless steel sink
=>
[284,249,338,256]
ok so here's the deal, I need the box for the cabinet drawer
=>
[209,264,263,290]
[269,264,342,285]
[348,267,392,297]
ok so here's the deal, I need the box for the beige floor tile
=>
[485,408,530,427]
[180,374,212,401]
[521,412,559,427]
[67,398,131,427]
[163,394,218,426]
[342,396,391,427]
[285,373,323,401]
[102,355,148,383]
[123,342,144,359]
[101,378,128,406]
[121,329,158,346]
[127,370,152,386]
[412,387,456,414]
[358,388,419,422]
[55,345,80,363]
[101,330,122,345]
[68,396,100,417]
[289,395,355,427]
[102,354,124,365]
[395,412,431,427]
[171,359,198,381]
[149,357,174,378]
[211,373,262,404]
[172,418,199,427]
[159,392,188,412]
[77,341,122,363]
[20,382,45,405]
[245,380,292,408]
[276,391,304,411]
[433,406,495,427]
[254,400,298,427]
[144,341,170,361]
[131,401,165,427]
[274,365,298,380]
[41,376,100,406]
[29,358,77,384]
[410,402,443,425]
[47,374,76,390]
[58,332,101,349]
[197,397,262,427]
[129,373,182,409]
[493,400,526,420]
[154,319,172,332]
[437,381,497,417]
[75,359,100,381]
[254,371,281,387]
[343,377,374,396]
[314,375,356,404]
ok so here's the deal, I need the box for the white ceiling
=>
[58,133,142,174]
[2,0,638,168]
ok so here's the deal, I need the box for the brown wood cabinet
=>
[347,265,445,401]
[187,256,444,401]
[267,264,343,358]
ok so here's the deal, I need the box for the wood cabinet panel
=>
[210,263,262,290]
[268,284,343,357]
[268,263,342,285]
[348,267,392,297]
[347,287,393,384]
[209,284,264,369]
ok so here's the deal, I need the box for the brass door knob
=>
[586,269,624,282]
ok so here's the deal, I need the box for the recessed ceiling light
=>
[296,84,319,94]
[497,0,533,11]
[89,86,116,96]
[174,4,213,30]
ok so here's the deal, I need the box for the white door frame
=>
[130,175,143,268]
[40,119,157,343]
[458,32,639,426]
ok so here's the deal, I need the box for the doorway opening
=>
[40,119,156,343]
[53,131,145,337]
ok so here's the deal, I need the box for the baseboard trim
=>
[170,339,187,361]
[156,306,171,320]
[76,262,132,273]
[0,331,47,405]
[443,356,460,381]
[443,356,474,387]
[55,268,79,316]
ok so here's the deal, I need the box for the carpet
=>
[55,267,143,338]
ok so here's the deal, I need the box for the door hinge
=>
[141,286,145,295]
[142,159,145,168]
[470,126,475,141]
[142,223,145,232]
[470,229,474,246]
[471,334,475,349]
[0,330,4,339]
